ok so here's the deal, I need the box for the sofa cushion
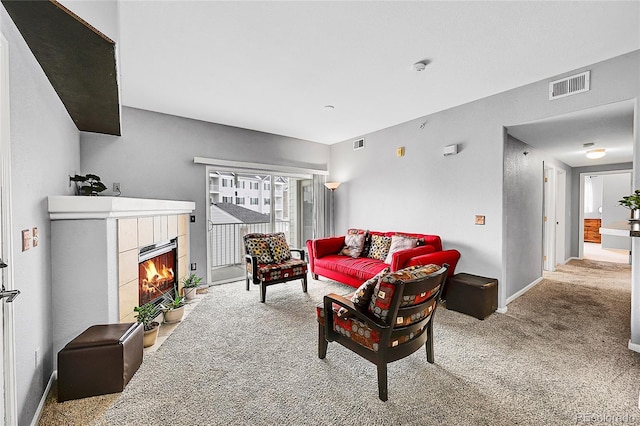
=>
[340,229,366,258]
[315,255,388,282]
[367,234,392,261]
[244,234,274,264]
[268,232,291,263]
[368,264,442,323]
[383,234,419,264]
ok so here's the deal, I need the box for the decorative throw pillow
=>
[336,267,390,318]
[245,236,274,264]
[360,232,372,257]
[367,234,392,261]
[267,232,291,263]
[368,264,441,323]
[384,234,419,264]
[340,230,366,258]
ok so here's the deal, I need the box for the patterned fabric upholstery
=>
[248,258,307,283]
[368,264,442,323]
[367,234,392,261]
[268,232,292,263]
[244,233,274,264]
[340,229,366,258]
[337,267,389,318]
[317,264,442,352]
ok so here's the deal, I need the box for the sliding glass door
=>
[207,168,312,284]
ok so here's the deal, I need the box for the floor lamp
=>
[324,182,341,236]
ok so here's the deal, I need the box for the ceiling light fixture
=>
[586,148,606,159]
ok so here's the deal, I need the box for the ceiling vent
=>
[549,71,590,100]
[353,138,365,150]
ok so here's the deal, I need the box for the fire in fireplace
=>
[138,239,177,305]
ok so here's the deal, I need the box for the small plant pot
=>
[183,287,198,301]
[163,305,185,323]
[143,322,160,348]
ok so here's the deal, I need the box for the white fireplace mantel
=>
[48,196,195,219]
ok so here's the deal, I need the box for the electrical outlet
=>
[32,227,38,247]
[22,229,30,251]
[113,182,121,193]
[475,215,486,225]
[190,263,196,271]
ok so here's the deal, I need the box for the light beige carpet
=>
[37,259,637,425]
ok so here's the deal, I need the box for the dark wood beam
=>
[2,0,121,135]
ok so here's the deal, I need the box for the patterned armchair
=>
[243,232,308,303]
[317,263,449,401]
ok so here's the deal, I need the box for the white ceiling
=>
[507,100,635,168]
[64,1,640,145]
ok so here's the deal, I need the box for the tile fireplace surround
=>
[48,196,195,363]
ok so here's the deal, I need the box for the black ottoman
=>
[58,322,143,402]
[443,273,498,320]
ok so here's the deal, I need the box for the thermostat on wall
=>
[443,144,458,156]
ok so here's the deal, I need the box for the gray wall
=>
[2,8,80,425]
[329,50,639,309]
[80,107,330,281]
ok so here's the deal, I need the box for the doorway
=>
[579,171,632,264]
[0,32,17,424]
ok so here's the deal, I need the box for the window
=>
[222,179,231,187]
[238,181,245,189]
[264,183,270,190]
[222,196,233,203]
[236,197,245,205]
[250,182,259,190]
[250,198,259,205]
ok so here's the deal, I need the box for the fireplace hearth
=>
[138,239,177,305]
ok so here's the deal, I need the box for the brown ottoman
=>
[443,273,498,320]
[58,322,143,402]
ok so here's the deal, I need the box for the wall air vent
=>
[549,71,590,100]
[353,138,365,150]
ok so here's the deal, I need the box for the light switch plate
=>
[22,229,30,251]
[475,215,485,225]
[32,227,38,247]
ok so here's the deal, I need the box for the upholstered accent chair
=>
[317,264,449,401]
[243,232,308,302]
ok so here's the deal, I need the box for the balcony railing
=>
[209,221,291,270]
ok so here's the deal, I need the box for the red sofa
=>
[306,231,460,288]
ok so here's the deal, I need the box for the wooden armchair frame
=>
[319,264,448,401]
[245,246,308,303]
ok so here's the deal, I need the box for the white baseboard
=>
[505,277,544,306]
[30,370,56,426]
[628,340,640,353]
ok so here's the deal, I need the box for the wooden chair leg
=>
[246,277,250,291]
[302,275,308,293]
[426,321,434,363]
[312,274,319,280]
[377,364,388,401]
[260,282,266,303]
[318,323,327,359]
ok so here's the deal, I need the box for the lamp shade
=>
[324,182,341,190]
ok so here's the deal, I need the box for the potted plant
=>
[159,286,186,323]
[618,189,640,220]
[69,173,108,196]
[134,302,161,348]
[181,273,202,301]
